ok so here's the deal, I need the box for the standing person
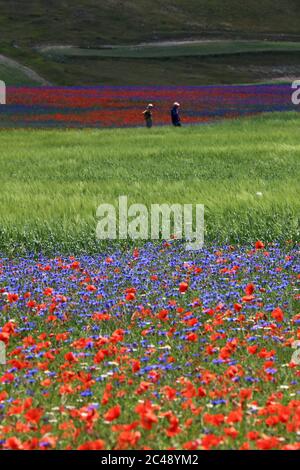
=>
[171,102,181,127]
[143,103,154,128]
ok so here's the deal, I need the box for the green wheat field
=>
[0,112,299,254]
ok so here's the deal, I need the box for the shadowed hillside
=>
[1,1,300,45]
[0,1,300,85]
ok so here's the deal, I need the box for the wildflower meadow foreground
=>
[0,241,299,450]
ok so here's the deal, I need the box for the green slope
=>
[0,63,38,85]
[1,1,300,85]
[1,1,300,45]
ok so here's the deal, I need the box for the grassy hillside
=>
[0,63,38,85]
[0,0,300,85]
[1,1,300,46]
[1,1,300,85]
[36,40,300,85]
[3,44,300,86]
[0,112,299,254]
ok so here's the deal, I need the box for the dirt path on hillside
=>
[0,54,51,85]
[38,39,236,52]
[39,35,300,51]
[101,39,220,48]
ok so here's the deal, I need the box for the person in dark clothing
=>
[171,102,181,127]
[143,103,154,128]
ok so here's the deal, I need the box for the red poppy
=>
[7,293,19,303]
[179,282,189,293]
[224,427,238,438]
[183,439,201,450]
[86,285,97,292]
[203,413,225,427]
[271,307,284,322]
[242,295,255,303]
[43,287,54,296]
[64,352,78,363]
[234,303,243,312]
[226,409,243,423]
[158,309,169,321]
[135,401,158,430]
[24,408,43,424]
[165,414,181,437]
[255,240,265,250]
[132,360,141,373]
[186,332,198,342]
[104,405,121,422]
[126,292,136,301]
[4,437,23,450]
[78,439,105,450]
[117,431,141,449]
[256,436,280,450]
[245,283,255,295]
[201,434,223,450]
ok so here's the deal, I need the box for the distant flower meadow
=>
[0,241,300,450]
[0,85,297,128]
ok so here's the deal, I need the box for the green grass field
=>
[0,112,299,254]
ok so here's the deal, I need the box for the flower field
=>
[0,85,297,128]
[0,97,299,450]
[0,241,300,450]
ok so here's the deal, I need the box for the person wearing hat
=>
[143,104,154,128]
[171,102,181,127]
